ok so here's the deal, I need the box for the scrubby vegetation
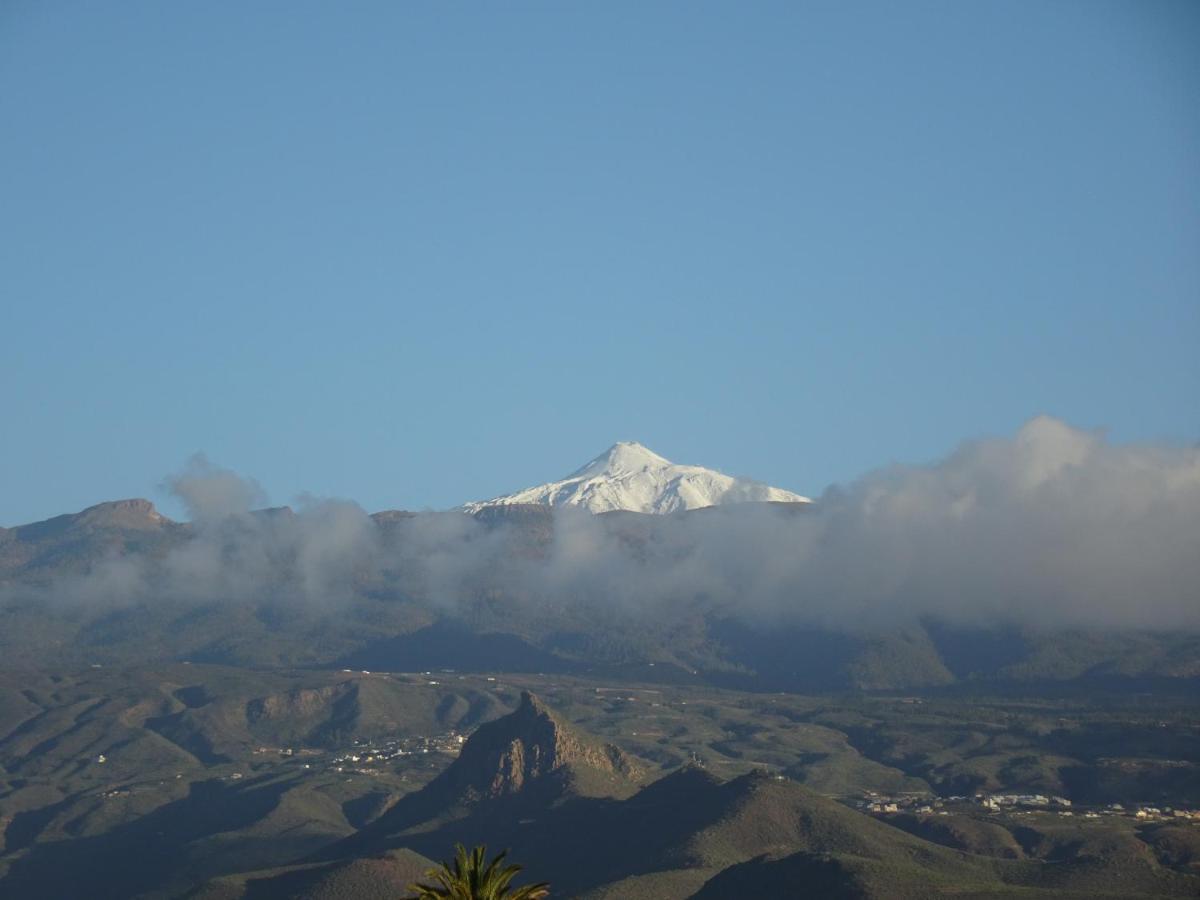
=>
[0,664,1196,897]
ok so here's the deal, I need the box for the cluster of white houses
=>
[979,792,1072,810]
[858,790,1199,822]
[327,731,466,773]
[1127,804,1200,821]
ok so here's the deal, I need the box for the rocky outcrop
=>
[445,691,640,800]
[13,498,170,541]
[335,690,644,854]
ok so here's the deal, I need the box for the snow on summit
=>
[463,441,810,515]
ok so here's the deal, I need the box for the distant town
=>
[857,790,1200,823]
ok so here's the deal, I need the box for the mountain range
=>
[0,449,1197,690]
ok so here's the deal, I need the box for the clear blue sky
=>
[2,1,1197,525]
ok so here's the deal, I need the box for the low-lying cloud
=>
[713,415,1200,630]
[165,453,268,522]
[5,417,1199,632]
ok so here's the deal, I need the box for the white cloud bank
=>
[6,417,1199,632]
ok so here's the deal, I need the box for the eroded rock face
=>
[448,691,640,799]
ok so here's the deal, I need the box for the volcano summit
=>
[463,441,809,515]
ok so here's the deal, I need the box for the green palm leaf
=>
[403,843,550,900]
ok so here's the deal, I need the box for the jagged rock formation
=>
[443,690,640,800]
[342,691,644,852]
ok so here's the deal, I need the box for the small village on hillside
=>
[858,789,1200,823]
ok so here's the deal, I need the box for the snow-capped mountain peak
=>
[570,441,673,479]
[464,442,809,515]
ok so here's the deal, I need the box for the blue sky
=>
[1,1,1197,524]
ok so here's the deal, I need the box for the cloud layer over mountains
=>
[6,417,1199,631]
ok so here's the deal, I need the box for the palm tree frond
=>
[401,843,549,899]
